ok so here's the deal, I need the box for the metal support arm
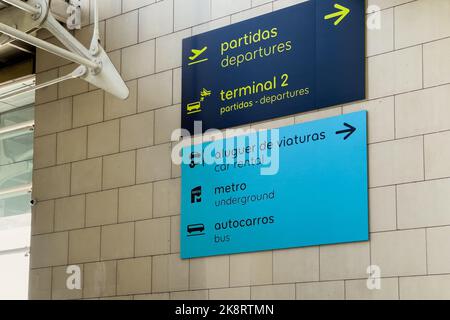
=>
[0,22,99,69]
[0,0,40,15]
[0,67,86,102]
[0,0,129,100]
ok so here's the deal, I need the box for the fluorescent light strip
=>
[0,184,32,201]
[0,120,34,140]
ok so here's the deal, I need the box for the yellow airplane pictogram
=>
[188,46,208,66]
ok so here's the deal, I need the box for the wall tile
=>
[427,226,450,274]
[103,151,136,189]
[33,165,71,200]
[273,247,319,283]
[400,275,450,300]
[190,256,229,290]
[52,265,83,300]
[83,261,117,298]
[395,84,450,138]
[170,215,180,253]
[88,120,120,158]
[54,195,85,231]
[71,158,103,195]
[367,46,422,99]
[155,104,181,144]
[170,290,209,300]
[139,0,174,41]
[86,189,118,227]
[134,293,170,300]
[296,281,344,300]
[371,229,427,277]
[397,178,450,229]
[57,127,87,164]
[138,71,173,111]
[136,143,172,183]
[32,201,54,235]
[320,242,370,281]
[174,0,210,30]
[251,284,295,300]
[69,227,101,264]
[369,186,397,232]
[117,257,152,295]
[231,3,272,23]
[155,29,191,72]
[34,134,56,169]
[123,0,156,12]
[29,268,52,300]
[30,232,68,268]
[73,90,104,128]
[92,0,121,22]
[209,287,251,300]
[395,0,450,49]
[424,131,450,180]
[230,252,273,287]
[101,222,134,260]
[152,254,189,292]
[119,183,153,222]
[369,137,424,188]
[122,40,156,81]
[35,98,72,137]
[153,179,180,217]
[192,17,231,36]
[367,8,394,57]
[120,111,154,151]
[58,64,89,98]
[135,217,171,256]
[106,11,138,51]
[105,80,137,120]
[343,96,395,144]
[424,37,450,87]
[212,0,252,19]
[35,69,58,104]
[345,278,399,300]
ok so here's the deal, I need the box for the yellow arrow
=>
[324,4,350,26]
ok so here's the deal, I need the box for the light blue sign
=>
[181,111,368,259]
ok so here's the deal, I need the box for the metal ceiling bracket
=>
[66,0,81,30]
[0,0,129,100]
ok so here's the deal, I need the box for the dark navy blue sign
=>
[181,111,369,259]
[182,0,365,133]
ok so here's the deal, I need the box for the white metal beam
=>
[0,120,34,140]
[0,67,85,102]
[0,184,32,201]
[0,0,129,100]
[0,22,99,69]
[0,0,40,15]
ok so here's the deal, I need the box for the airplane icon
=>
[188,46,208,66]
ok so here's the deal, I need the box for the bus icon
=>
[187,101,202,115]
[187,224,205,236]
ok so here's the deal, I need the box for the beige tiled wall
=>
[29,0,450,300]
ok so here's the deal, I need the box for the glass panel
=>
[0,106,34,126]
[0,193,31,218]
[0,133,34,166]
[0,106,34,166]
[0,76,34,301]
[0,160,33,190]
